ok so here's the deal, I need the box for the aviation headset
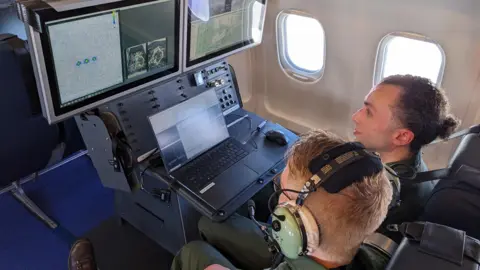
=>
[268,142,384,260]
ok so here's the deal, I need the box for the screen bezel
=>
[183,0,267,72]
[35,0,181,119]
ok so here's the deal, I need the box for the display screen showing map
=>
[187,0,265,66]
[46,0,177,109]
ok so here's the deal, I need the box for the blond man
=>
[171,130,393,270]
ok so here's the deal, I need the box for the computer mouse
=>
[265,130,289,146]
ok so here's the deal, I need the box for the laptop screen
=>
[148,89,229,172]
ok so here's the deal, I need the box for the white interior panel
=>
[228,50,255,106]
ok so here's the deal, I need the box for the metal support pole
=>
[0,150,88,229]
[10,182,58,229]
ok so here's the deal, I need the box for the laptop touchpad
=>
[201,163,258,210]
[242,152,274,174]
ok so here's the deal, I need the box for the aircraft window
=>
[277,11,325,82]
[374,33,445,85]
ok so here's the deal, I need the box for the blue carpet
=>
[0,155,114,270]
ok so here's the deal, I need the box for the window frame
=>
[373,32,446,86]
[276,9,326,83]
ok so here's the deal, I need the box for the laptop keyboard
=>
[176,138,249,192]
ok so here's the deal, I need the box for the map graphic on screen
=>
[48,12,124,105]
[188,0,265,64]
[190,10,245,61]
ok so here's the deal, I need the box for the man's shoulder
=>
[277,245,390,270]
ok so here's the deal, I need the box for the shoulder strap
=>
[409,168,451,184]
[384,164,401,209]
[385,160,451,185]
[429,124,480,145]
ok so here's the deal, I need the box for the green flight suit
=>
[171,214,389,270]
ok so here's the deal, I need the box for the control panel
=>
[101,59,243,162]
[217,86,238,112]
[194,61,241,115]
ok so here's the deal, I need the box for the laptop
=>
[148,89,268,209]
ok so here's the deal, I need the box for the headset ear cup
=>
[296,206,320,254]
[272,202,305,259]
[282,201,320,255]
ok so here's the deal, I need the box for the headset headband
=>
[296,142,383,205]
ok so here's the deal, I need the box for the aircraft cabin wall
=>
[229,0,480,169]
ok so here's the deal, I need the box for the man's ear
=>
[392,128,414,146]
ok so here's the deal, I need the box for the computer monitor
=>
[184,0,266,71]
[26,0,181,124]
[148,89,229,172]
